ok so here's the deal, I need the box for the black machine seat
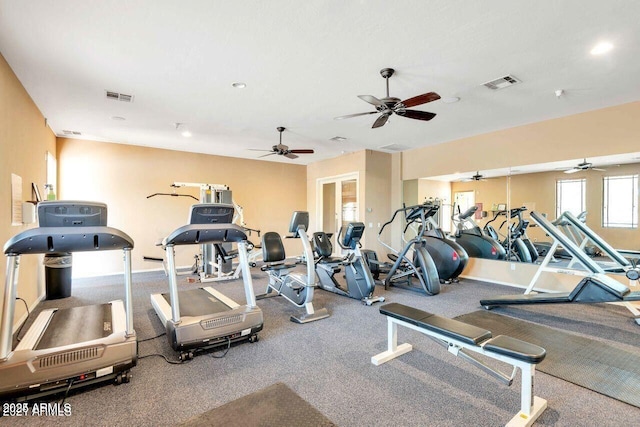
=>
[379,303,546,363]
[260,231,298,271]
[313,232,346,264]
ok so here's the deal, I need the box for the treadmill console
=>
[38,201,107,227]
[189,204,235,224]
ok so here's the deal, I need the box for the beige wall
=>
[364,150,394,254]
[0,53,56,329]
[57,138,307,276]
[403,101,640,180]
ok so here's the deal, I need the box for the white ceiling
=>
[1,1,640,167]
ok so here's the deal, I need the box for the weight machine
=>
[147,182,261,282]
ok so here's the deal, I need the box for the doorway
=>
[317,173,359,254]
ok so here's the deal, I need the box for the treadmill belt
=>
[162,288,231,317]
[454,310,640,408]
[36,304,113,350]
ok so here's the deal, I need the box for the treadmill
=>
[0,201,137,401]
[150,204,263,360]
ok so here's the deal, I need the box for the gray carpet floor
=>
[2,266,640,426]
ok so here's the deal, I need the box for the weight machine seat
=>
[379,303,546,363]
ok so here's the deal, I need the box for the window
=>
[602,175,638,228]
[556,179,586,218]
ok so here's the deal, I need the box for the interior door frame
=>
[316,172,360,249]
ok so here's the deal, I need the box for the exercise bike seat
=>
[260,232,298,270]
[312,232,345,264]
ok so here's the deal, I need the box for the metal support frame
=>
[372,316,547,427]
[0,255,19,361]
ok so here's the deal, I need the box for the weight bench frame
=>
[372,304,547,427]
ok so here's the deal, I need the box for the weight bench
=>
[372,303,547,427]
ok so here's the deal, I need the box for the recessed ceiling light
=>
[232,82,247,89]
[590,42,613,55]
[441,97,460,104]
[330,136,347,142]
[111,116,126,121]
[181,131,192,138]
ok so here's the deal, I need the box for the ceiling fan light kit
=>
[335,67,440,128]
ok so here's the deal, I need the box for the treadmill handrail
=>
[163,223,248,246]
[4,226,134,255]
[561,211,632,268]
[530,212,604,274]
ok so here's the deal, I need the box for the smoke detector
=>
[483,75,521,90]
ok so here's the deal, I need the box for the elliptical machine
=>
[452,206,507,260]
[418,203,469,282]
[313,222,385,306]
[484,207,537,263]
[256,211,329,324]
[378,204,441,295]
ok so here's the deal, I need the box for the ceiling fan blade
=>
[397,110,437,121]
[334,111,379,120]
[247,148,273,152]
[399,92,441,108]
[258,152,277,158]
[592,167,606,171]
[284,153,299,159]
[358,95,384,107]
[564,168,580,174]
[372,113,390,128]
[289,149,314,154]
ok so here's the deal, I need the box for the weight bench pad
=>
[380,303,492,346]
[483,335,546,364]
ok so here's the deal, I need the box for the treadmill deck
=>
[161,288,232,317]
[35,304,113,350]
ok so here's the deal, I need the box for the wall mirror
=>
[402,151,640,271]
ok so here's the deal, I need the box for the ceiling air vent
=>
[62,130,82,135]
[105,90,134,102]
[379,144,411,152]
[483,75,521,90]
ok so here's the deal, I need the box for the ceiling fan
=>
[563,159,606,174]
[461,171,487,182]
[249,127,314,160]
[335,68,441,128]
